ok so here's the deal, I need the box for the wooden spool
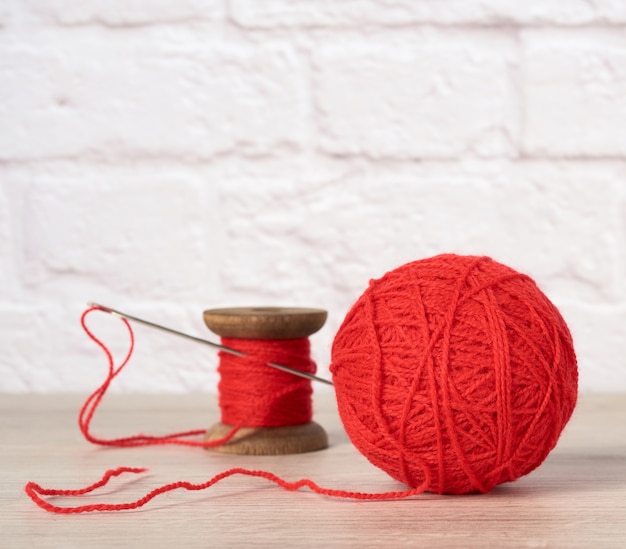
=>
[203,307,329,455]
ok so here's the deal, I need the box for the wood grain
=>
[203,307,328,339]
[2,392,625,548]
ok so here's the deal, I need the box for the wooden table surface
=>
[2,392,625,548]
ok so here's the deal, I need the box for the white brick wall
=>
[314,31,519,158]
[523,30,626,156]
[0,36,306,159]
[1,1,625,394]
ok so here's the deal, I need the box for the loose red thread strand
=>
[25,466,425,514]
[78,306,240,448]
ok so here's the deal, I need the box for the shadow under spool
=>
[202,307,329,455]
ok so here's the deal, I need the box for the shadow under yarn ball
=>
[330,254,578,495]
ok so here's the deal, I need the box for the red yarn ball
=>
[330,254,578,495]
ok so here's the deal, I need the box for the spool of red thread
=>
[203,307,329,455]
[331,254,578,494]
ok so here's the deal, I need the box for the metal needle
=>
[87,302,334,386]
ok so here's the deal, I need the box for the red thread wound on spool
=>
[218,338,315,427]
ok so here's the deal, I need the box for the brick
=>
[558,303,626,393]
[477,165,622,304]
[23,0,221,26]
[620,190,626,299]
[0,306,49,391]
[0,184,12,292]
[18,170,217,301]
[313,32,519,158]
[0,36,306,160]
[231,0,626,27]
[0,2,10,27]
[523,30,626,157]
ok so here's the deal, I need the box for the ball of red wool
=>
[330,254,578,495]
